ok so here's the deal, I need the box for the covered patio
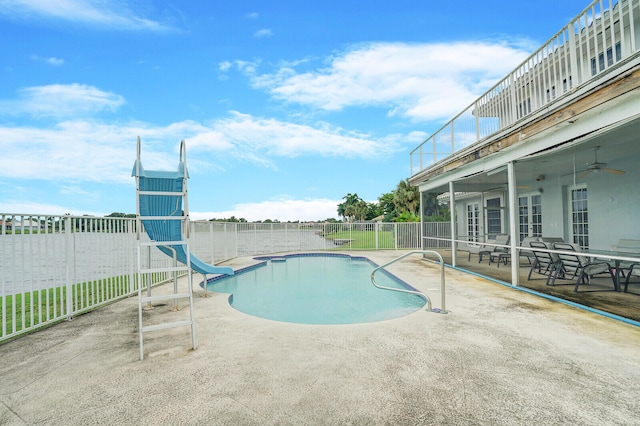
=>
[431,248,640,323]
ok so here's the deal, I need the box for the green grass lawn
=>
[0,276,135,338]
[325,230,397,249]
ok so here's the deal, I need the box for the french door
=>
[518,193,542,242]
[568,184,589,249]
[466,203,480,242]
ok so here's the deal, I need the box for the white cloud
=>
[192,198,341,222]
[45,57,64,66]
[246,41,532,121]
[254,28,273,38]
[0,111,407,183]
[30,54,64,66]
[0,83,125,118]
[0,200,102,217]
[192,111,400,160]
[0,0,173,31]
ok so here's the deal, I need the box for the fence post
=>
[394,223,398,250]
[64,216,73,320]
[375,222,379,249]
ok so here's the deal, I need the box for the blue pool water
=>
[206,254,426,324]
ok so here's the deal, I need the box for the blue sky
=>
[0,0,589,221]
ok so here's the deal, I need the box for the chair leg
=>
[527,260,538,280]
[608,268,617,291]
[574,270,586,292]
[624,271,633,293]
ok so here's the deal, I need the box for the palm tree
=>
[337,193,362,221]
[393,179,419,215]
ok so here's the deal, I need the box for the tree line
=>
[103,179,449,223]
[337,179,449,223]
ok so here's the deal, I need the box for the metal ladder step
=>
[141,320,193,333]
[140,240,186,247]
[140,292,192,304]
[138,190,185,196]
[139,266,190,274]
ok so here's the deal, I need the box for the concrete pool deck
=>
[1,250,639,425]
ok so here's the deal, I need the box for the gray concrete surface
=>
[1,251,639,425]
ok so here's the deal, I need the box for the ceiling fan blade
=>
[577,169,593,179]
[603,167,625,175]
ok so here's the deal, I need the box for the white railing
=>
[0,214,177,342]
[1,215,426,342]
[410,0,640,175]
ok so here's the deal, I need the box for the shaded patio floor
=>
[432,249,640,323]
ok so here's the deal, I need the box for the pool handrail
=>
[370,250,447,314]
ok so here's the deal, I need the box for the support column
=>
[449,182,457,267]
[507,161,519,286]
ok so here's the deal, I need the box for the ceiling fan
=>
[577,146,625,179]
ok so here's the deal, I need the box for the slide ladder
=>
[133,137,196,360]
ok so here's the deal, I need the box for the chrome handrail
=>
[370,250,447,314]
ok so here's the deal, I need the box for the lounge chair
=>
[527,241,562,285]
[487,235,510,266]
[552,242,615,292]
[519,236,540,265]
[460,241,493,263]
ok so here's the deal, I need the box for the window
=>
[486,197,502,238]
[518,98,531,118]
[569,185,589,249]
[591,42,621,76]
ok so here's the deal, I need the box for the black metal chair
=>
[527,241,562,285]
[552,242,615,292]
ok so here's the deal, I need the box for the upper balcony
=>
[410,0,640,179]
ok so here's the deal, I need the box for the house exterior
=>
[409,0,640,284]
[12,219,44,231]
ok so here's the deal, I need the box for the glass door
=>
[466,203,480,243]
[568,184,589,249]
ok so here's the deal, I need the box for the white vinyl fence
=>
[1,214,432,342]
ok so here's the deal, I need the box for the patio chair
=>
[623,262,640,292]
[488,235,511,267]
[527,241,562,285]
[552,242,615,292]
[519,236,540,265]
[460,240,493,263]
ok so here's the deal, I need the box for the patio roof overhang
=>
[411,69,640,195]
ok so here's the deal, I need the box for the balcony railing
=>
[410,0,640,176]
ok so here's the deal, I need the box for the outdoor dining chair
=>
[552,242,616,292]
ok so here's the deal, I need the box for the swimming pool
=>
[206,254,426,324]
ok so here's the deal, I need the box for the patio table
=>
[582,249,640,292]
